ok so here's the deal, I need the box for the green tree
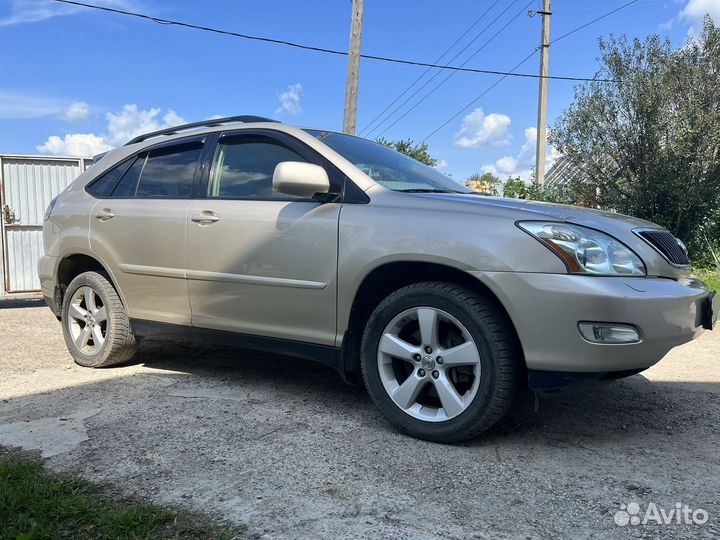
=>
[502,177,527,199]
[550,18,720,256]
[466,172,501,195]
[376,137,437,167]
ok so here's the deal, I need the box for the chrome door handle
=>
[191,211,220,224]
[94,208,115,221]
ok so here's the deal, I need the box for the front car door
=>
[186,131,342,346]
[89,137,206,325]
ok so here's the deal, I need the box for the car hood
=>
[412,193,661,230]
[409,192,690,278]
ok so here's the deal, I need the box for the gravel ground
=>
[1,299,719,539]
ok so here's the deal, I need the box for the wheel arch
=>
[340,261,526,384]
[55,253,124,318]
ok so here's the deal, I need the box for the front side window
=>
[208,138,307,199]
[305,130,470,194]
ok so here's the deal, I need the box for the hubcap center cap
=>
[421,355,436,371]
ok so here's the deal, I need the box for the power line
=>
[419,50,539,144]
[358,0,504,136]
[552,0,657,12]
[371,0,535,139]
[551,0,641,45]
[417,0,642,144]
[52,0,612,83]
[363,0,530,138]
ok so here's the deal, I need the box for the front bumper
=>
[475,272,714,374]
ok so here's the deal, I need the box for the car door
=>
[89,137,206,325]
[186,131,341,346]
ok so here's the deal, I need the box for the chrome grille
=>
[638,230,690,266]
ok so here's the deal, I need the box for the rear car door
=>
[185,131,341,345]
[88,137,206,325]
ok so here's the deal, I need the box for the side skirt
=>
[129,319,344,375]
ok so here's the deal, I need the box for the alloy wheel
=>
[67,286,108,356]
[376,306,482,422]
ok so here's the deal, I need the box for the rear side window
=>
[104,141,204,198]
[136,143,203,198]
[111,157,145,198]
[86,160,130,197]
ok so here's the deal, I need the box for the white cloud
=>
[275,83,303,115]
[0,89,67,118]
[481,164,498,176]
[37,133,111,156]
[666,0,720,36]
[0,90,92,121]
[680,0,720,36]
[105,104,186,145]
[434,159,449,171]
[482,126,556,182]
[495,156,518,174]
[0,0,137,26]
[454,108,512,148]
[36,104,186,156]
[63,101,90,122]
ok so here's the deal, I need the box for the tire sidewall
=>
[361,284,505,441]
[61,272,113,367]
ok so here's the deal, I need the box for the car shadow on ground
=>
[126,337,718,447]
[0,298,46,309]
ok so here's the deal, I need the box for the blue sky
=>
[1,0,718,184]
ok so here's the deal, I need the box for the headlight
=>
[517,221,646,276]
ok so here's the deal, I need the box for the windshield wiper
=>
[397,188,468,194]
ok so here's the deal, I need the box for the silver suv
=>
[39,116,717,442]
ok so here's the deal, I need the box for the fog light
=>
[578,322,640,344]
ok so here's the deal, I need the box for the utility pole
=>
[343,0,364,135]
[534,0,551,185]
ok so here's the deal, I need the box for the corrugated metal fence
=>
[1,155,92,294]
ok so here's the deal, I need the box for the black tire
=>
[61,271,137,368]
[361,281,520,443]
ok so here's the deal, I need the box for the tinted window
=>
[86,160,130,197]
[111,156,144,198]
[208,138,307,198]
[136,143,202,198]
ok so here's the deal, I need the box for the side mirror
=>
[273,161,330,199]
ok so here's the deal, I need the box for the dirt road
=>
[1,299,718,539]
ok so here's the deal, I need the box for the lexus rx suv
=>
[39,116,717,442]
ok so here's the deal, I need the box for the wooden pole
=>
[535,0,551,185]
[343,0,365,135]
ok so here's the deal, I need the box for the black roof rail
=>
[124,115,278,146]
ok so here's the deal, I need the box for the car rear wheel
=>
[61,271,137,368]
[361,281,520,442]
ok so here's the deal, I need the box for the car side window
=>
[86,159,131,198]
[208,138,308,199]
[110,156,145,198]
[136,143,203,198]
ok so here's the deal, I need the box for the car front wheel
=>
[361,281,520,442]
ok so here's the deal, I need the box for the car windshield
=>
[305,130,471,193]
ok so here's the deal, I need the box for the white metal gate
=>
[1,155,92,293]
